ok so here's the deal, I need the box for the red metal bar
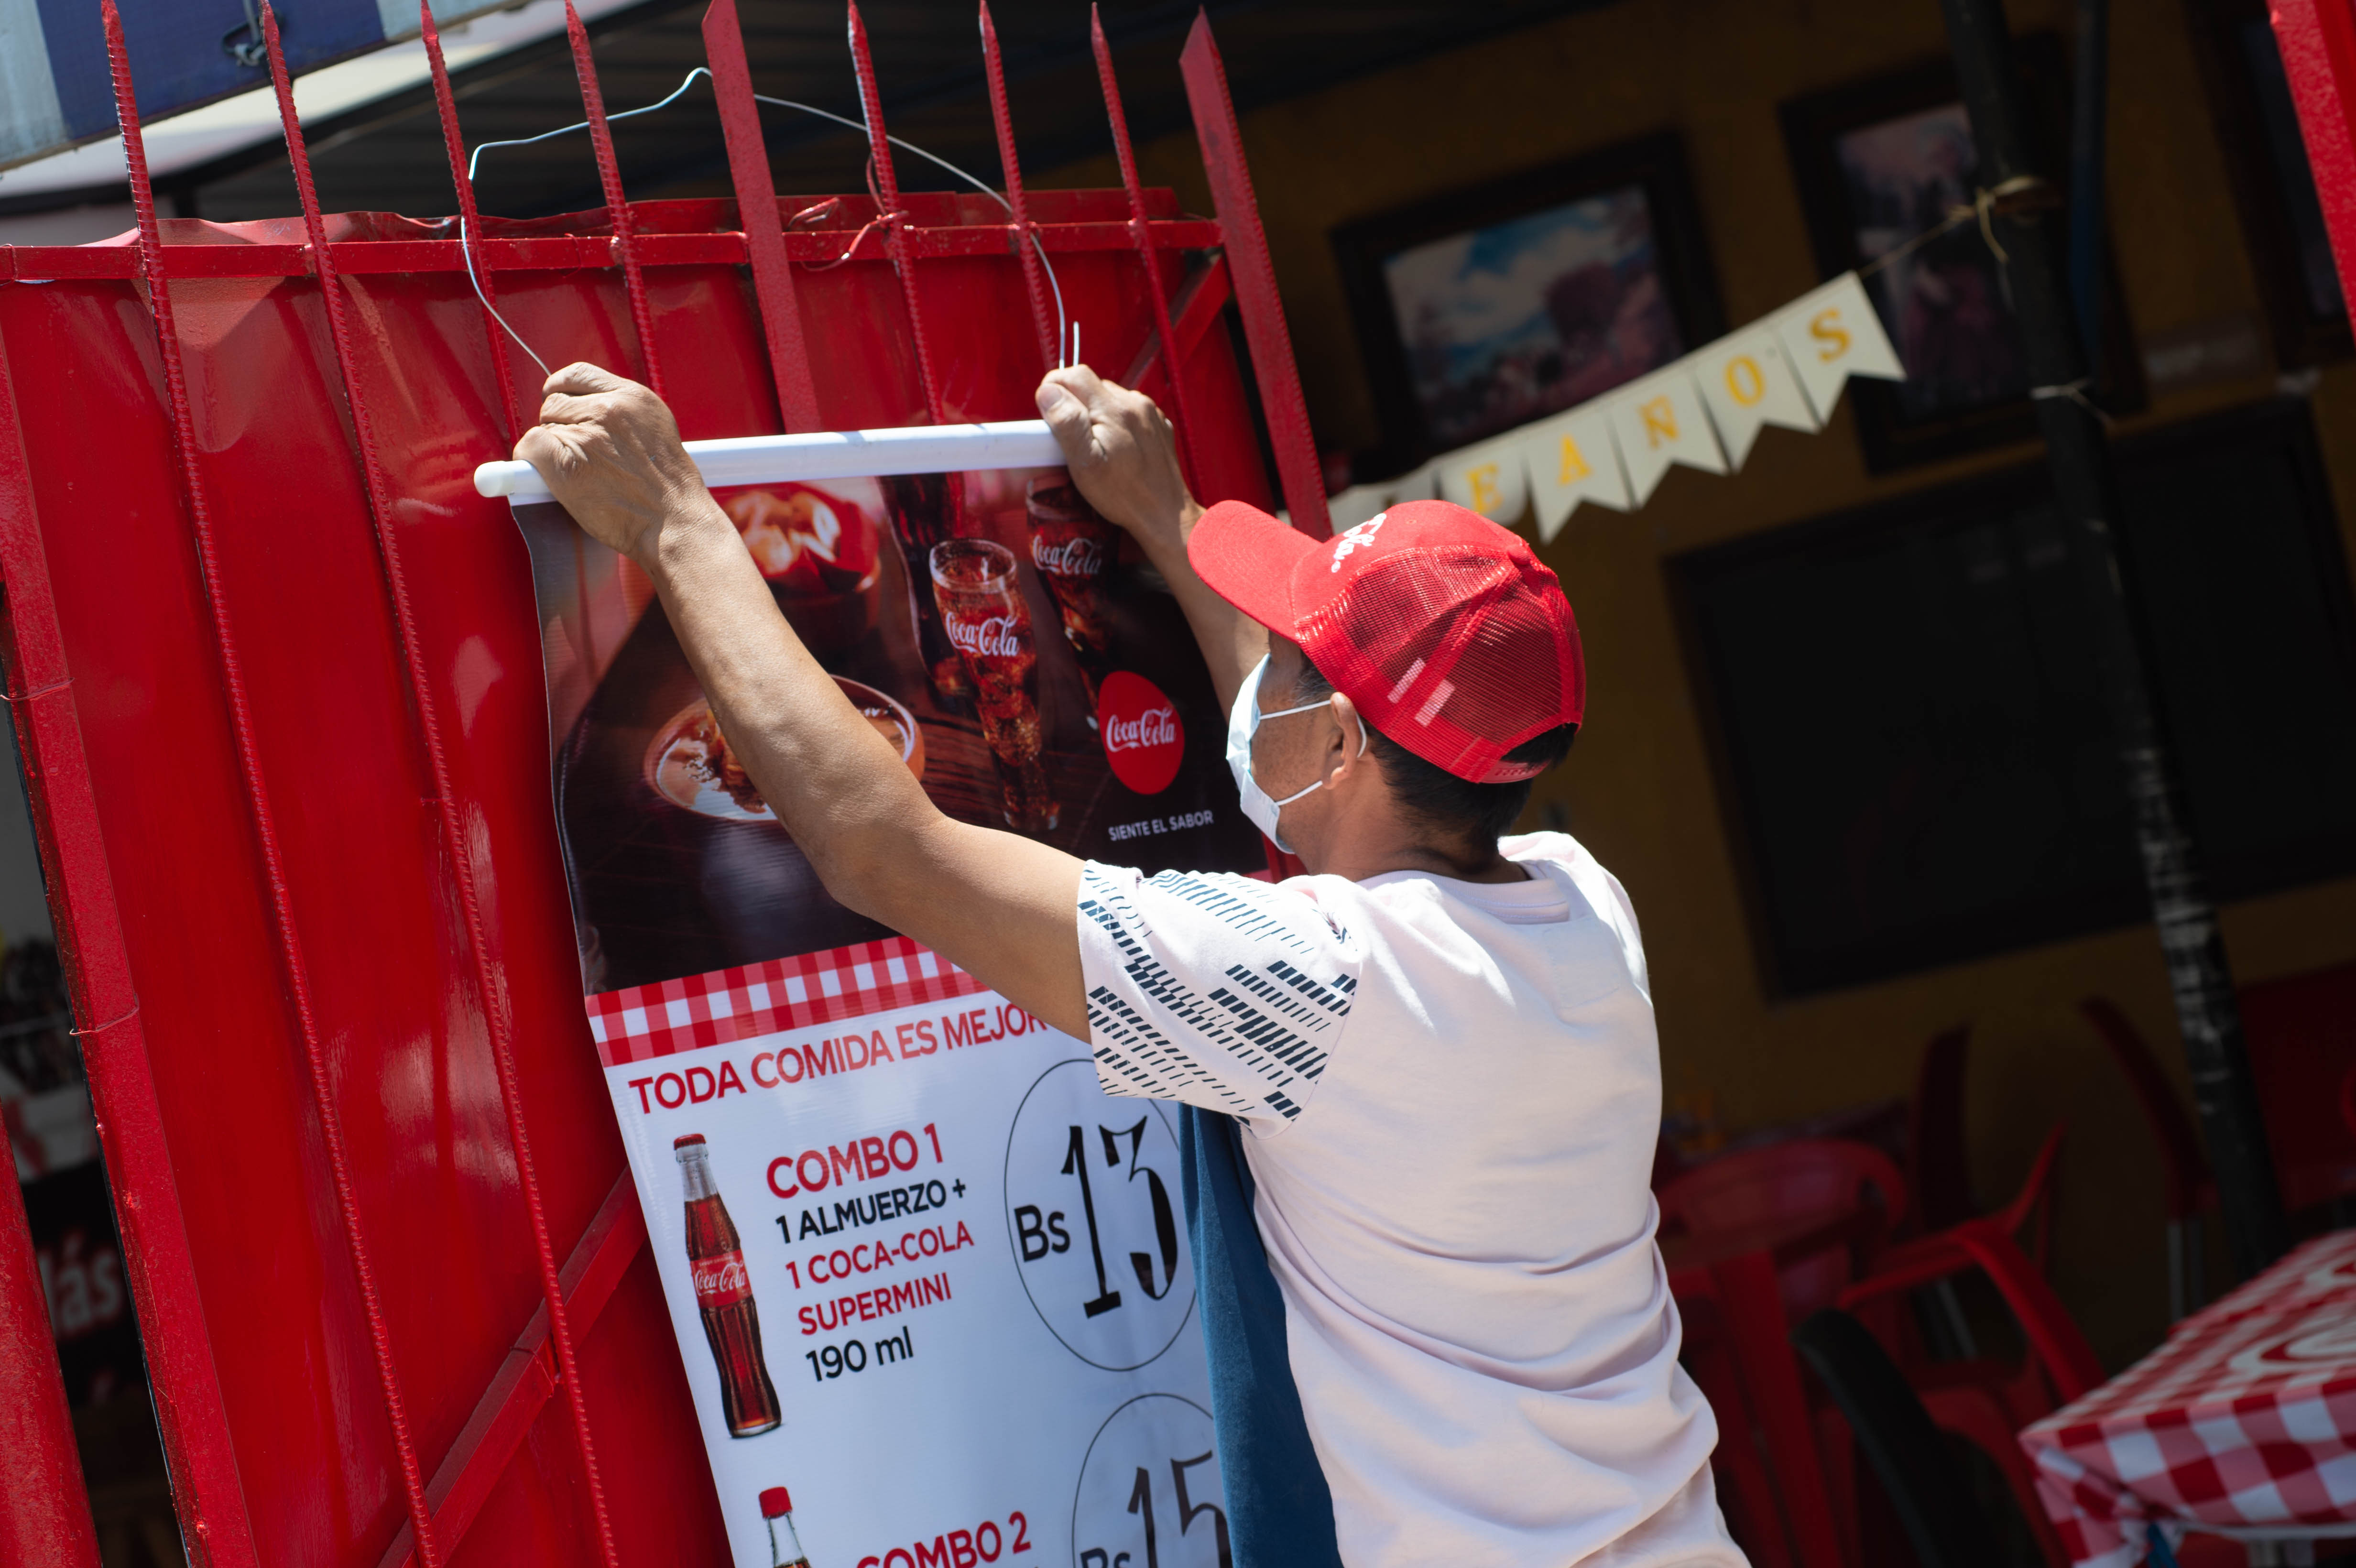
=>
[2270,0,2356,305]
[564,0,664,398]
[845,0,948,425]
[0,1120,99,1568]
[1124,251,1231,392]
[98,6,443,1563]
[420,0,523,437]
[703,0,822,430]
[0,328,255,1568]
[0,218,1224,283]
[256,12,622,1568]
[1090,6,1202,489]
[1713,1248,1850,1568]
[1178,12,1331,538]
[378,1174,647,1568]
[979,0,1059,373]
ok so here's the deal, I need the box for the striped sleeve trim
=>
[1077,865,1356,1125]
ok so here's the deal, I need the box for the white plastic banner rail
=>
[473,420,1065,503]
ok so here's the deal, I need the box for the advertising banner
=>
[513,453,1259,1568]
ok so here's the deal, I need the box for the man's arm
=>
[1035,367,1265,710]
[514,364,1090,1037]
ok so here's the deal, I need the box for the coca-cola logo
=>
[1031,534,1108,578]
[1098,671,1184,795]
[945,612,1025,662]
[1105,705,1177,754]
[690,1250,753,1307]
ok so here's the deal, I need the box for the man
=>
[518,362,1743,1568]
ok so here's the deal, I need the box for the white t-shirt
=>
[1077,832,1744,1568]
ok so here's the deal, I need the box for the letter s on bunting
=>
[1771,272,1904,424]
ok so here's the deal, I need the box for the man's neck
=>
[1304,837,1529,884]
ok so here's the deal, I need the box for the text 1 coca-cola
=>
[929,538,1058,831]
[760,1486,812,1568]
[1024,474,1117,714]
[676,1133,782,1437]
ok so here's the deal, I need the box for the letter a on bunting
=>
[1524,403,1630,542]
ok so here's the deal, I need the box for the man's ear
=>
[1326,692,1369,787]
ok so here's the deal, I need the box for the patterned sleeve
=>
[1075,862,1360,1129]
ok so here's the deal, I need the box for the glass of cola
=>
[928,538,1058,832]
[1024,474,1117,715]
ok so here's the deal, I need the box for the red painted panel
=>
[2271,0,2356,309]
[0,196,1273,1568]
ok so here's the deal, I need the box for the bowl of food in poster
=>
[718,482,883,651]
[644,678,925,823]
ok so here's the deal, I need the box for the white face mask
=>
[1224,655,1365,855]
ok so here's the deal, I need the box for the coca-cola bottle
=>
[676,1133,782,1437]
[761,1486,813,1568]
[882,471,969,703]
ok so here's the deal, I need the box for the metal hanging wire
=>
[458,66,1072,385]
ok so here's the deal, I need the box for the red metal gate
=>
[0,4,1327,1565]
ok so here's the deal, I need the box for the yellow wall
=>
[1047,0,2356,1366]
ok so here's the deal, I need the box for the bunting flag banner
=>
[1328,270,1904,544]
[1608,364,1727,508]
[1436,432,1530,523]
[1693,328,1820,469]
[1775,272,1907,421]
[1526,404,1630,540]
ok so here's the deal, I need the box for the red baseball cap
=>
[1189,499,1584,784]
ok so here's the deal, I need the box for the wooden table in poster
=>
[2022,1226,2356,1566]
[1661,1206,1878,1568]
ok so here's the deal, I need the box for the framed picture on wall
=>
[1780,40,2145,472]
[1673,398,2356,995]
[1331,133,1724,474]
[2187,0,2349,366]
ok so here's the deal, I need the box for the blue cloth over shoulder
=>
[1178,1105,1343,1568]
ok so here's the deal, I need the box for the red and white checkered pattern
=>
[584,936,990,1068]
[2022,1228,2356,1567]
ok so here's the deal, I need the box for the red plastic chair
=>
[1908,1024,1977,1235]
[2080,998,2215,1318]
[1841,1218,2096,1568]
[1668,1214,1873,1568]
[1661,1140,1908,1568]
[1659,1138,1908,1322]
[1874,1121,2065,1287]
[2239,959,2356,1212]
[1843,1122,2066,1527]
[1678,1292,1799,1568]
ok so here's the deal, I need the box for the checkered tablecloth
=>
[2021,1227,2356,1567]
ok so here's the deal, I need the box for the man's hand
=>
[1037,365,1263,710]
[1035,366,1198,547]
[513,363,721,566]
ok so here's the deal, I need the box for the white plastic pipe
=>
[472,420,1066,503]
